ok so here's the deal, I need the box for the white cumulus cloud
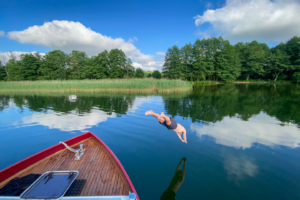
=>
[8,20,162,71]
[156,52,165,56]
[132,54,164,71]
[191,112,300,149]
[194,0,300,42]
[0,51,45,64]
[132,62,157,71]
[0,31,4,37]
[205,2,214,9]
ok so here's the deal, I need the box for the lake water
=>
[1,84,300,200]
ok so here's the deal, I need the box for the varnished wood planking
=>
[90,150,106,195]
[0,139,82,189]
[0,138,131,196]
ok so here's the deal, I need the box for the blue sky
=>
[1,0,299,70]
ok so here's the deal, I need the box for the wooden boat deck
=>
[0,137,131,196]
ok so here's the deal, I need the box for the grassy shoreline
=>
[0,79,193,94]
[0,90,193,98]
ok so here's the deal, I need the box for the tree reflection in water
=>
[0,95,135,115]
[0,84,299,127]
[0,95,138,132]
[163,84,300,127]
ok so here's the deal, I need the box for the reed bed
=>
[0,79,193,94]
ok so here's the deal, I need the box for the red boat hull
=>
[0,131,139,199]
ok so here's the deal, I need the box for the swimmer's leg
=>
[182,130,187,143]
[145,110,161,120]
[176,132,185,143]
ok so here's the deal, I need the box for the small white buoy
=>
[68,95,77,102]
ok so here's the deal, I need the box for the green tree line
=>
[0,49,162,81]
[163,36,300,82]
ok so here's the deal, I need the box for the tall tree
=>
[241,41,269,80]
[285,36,300,66]
[69,50,88,79]
[7,58,23,81]
[203,37,225,80]
[267,49,290,81]
[279,36,300,80]
[163,45,182,79]
[214,41,241,81]
[192,40,209,81]
[191,37,226,80]
[124,58,135,78]
[87,50,109,79]
[108,49,127,78]
[38,50,69,80]
[180,43,193,80]
[19,53,41,80]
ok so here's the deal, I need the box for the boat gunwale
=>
[0,132,139,200]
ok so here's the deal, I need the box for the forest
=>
[0,36,299,82]
[163,36,300,82]
[0,49,161,81]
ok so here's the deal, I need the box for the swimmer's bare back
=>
[145,110,187,143]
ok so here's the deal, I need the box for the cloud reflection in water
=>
[191,112,300,149]
[22,109,117,132]
[20,96,154,132]
[223,153,258,182]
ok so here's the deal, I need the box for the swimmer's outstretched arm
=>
[160,112,171,125]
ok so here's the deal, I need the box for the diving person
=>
[145,110,187,143]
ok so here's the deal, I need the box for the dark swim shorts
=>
[160,117,178,130]
[160,188,176,200]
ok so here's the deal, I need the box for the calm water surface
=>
[1,84,300,200]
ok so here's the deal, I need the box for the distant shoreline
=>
[0,79,296,95]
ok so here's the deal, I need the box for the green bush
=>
[152,70,161,79]
[135,68,144,78]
